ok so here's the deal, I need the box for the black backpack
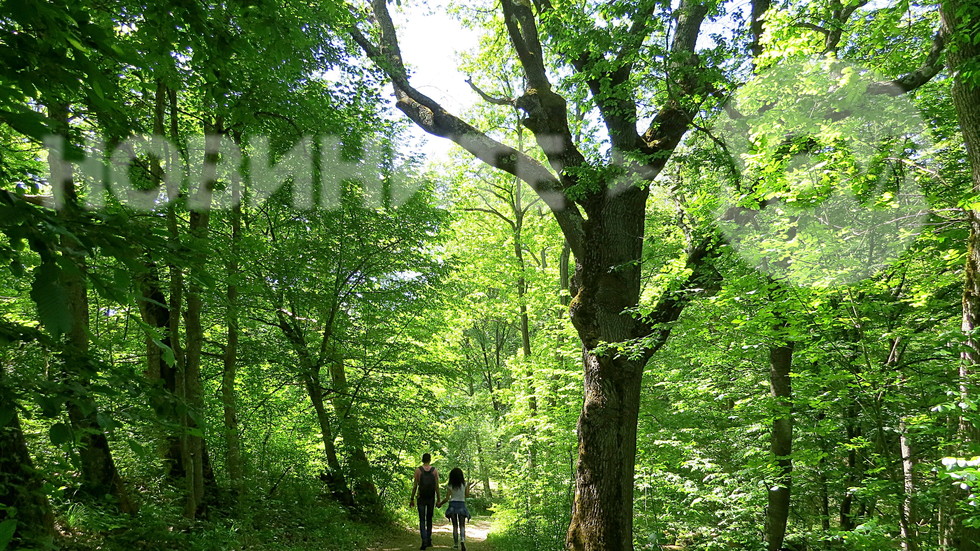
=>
[418,467,436,500]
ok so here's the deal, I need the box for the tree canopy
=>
[1,0,980,550]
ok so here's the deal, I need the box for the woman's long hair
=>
[449,467,465,490]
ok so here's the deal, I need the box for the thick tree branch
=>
[349,1,585,258]
[822,0,872,54]
[500,0,549,92]
[639,0,710,173]
[500,0,587,180]
[751,0,772,58]
[463,206,517,230]
[792,21,829,36]
[868,31,946,95]
[561,2,662,152]
[639,236,721,346]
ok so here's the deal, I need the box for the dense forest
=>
[2,0,980,550]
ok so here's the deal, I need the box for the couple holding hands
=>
[409,453,473,550]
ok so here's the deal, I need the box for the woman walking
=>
[437,467,471,550]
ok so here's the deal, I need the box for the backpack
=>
[418,467,436,501]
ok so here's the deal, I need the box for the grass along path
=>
[368,517,493,551]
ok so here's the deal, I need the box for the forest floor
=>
[367,516,493,551]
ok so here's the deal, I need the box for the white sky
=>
[388,0,481,164]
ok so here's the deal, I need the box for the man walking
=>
[409,453,439,549]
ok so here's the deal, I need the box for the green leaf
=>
[0,108,49,142]
[127,439,148,458]
[0,402,14,428]
[49,422,73,446]
[152,338,176,367]
[96,412,117,430]
[36,395,62,418]
[30,262,72,338]
[0,519,17,551]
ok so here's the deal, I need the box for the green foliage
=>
[0,0,978,549]
[0,519,15,551]
[55,492,371,550]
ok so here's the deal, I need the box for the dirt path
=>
[368,517,493,551]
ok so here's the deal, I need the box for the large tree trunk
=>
[274,307,357,508]
[564,188,717,551]
[565,189,649,551]
[767,341,794,551]
[942,1,980,549]
[0,369,55,547]
[954,210,980,551]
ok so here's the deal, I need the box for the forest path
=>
[368,516,493,550]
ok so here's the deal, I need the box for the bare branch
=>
[465,77,515,106]
[793,21,830,36]
[463,206,517,230]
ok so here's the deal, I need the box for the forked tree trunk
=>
[352,0,944,547]
[475,431,494,499]
[327,356,382,510]
[305,370,356,508]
